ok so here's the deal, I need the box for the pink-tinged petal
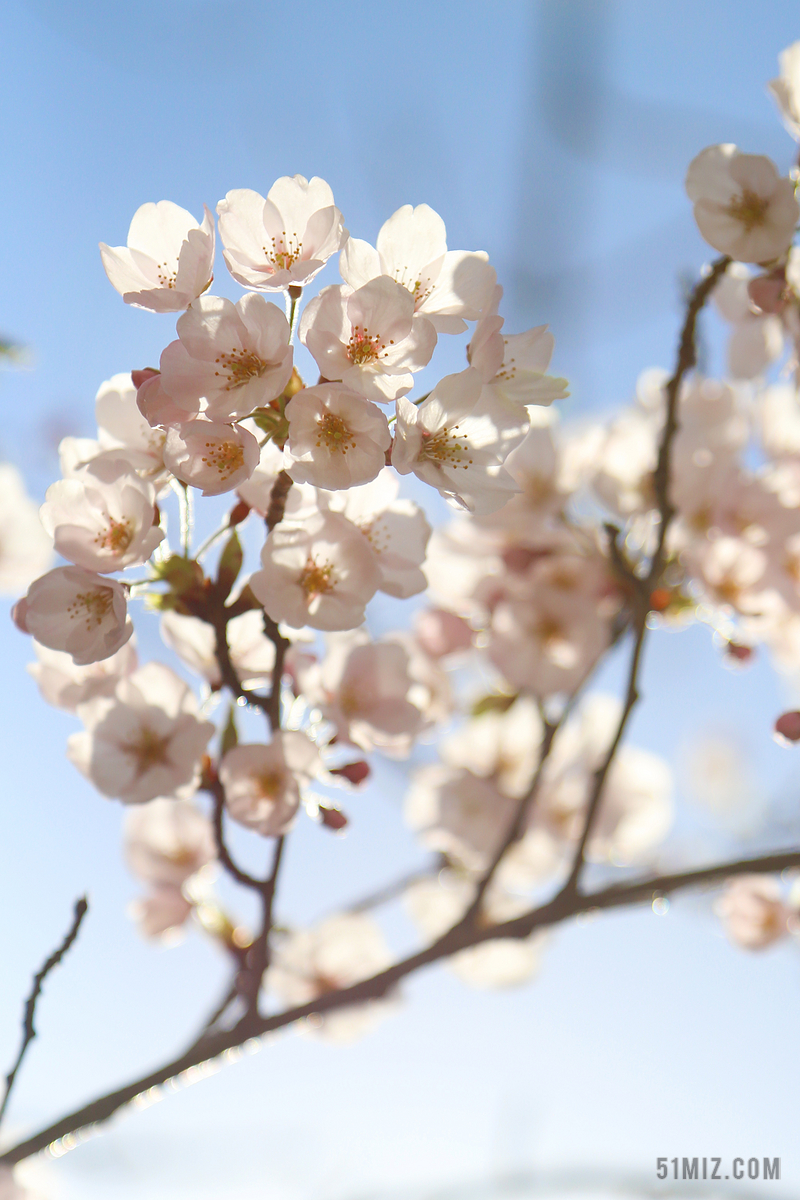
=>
[339,237,382,289]
[376,204,447,277]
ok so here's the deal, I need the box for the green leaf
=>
[470,692,518,718]
[216,531,243,601]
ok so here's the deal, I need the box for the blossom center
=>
[263,231,303,273]
[123,726,172,777]
[316,413,356,453]
[299,556,336,598]
[347,325,386,366]
[95,518,135,555]
[215,348,267,390]
[155,261,178,289]
[66,587,114,631]
[418,425,474,469]
[201,439,245,480]
[255,768,286,800]
[726,188,770,232]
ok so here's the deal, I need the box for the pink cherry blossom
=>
[159,293,293,422]
[129,886,194,941]
[468,286,569,410]
[40,466,163,574]
[283,383,391,489]
[124,797,215,886]
[94,373,168,482]
[67,662,215,804]
[217,176,346,291]
[250,511,382,631]
[99,201,215,312]
[15,566,133,665]
[299,277,437,402]
[219,733,321,836]
[339,203,496,333]
[405,762,518,871]
[163,419,260,495]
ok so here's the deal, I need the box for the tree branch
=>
[0,897,89,1129]
[4,844,800,1165]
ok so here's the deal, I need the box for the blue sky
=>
[3,2,800,1198]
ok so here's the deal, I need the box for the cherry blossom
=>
[163,419,260,495]
[219,733,321,836]
[99,200,215,312]
[468,286,569,411]
[324,469,432,598]
[405,873,546,988]
[250,511,382,631]
[298,631,424,755]
[283,383,391,489]
[159,609,275,688]
[40,466,163,575]
[339,202,496,333]
[712,264,785,379]
[266,913,393,1041]
[93,373,169,482]
[413,607,474,659]
[685,145,799,263]
[15,567,133,665]
[28,637,137,712]
[217,176,346,291]
[159,293,293,423]
[135,369,193,428]
[129,886,194,941]
[67,662,215,804]
[715,875,791,949]
[0,465,53,594]
[299,277,437,402]
[124,798,216,887]
[392,368,526,514]
[405,762,519,871]
[768,41,800,141]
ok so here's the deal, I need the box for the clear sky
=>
[3,2,800,1198]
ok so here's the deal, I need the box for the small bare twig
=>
[0,897,89,1129]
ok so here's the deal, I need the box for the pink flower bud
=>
[774,711,800,744]
[748,274,787,314]
[318,804,348,831]
[330,760,371,786]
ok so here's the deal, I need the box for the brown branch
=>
[648,254,730,587]
[206,775,264,892]
[239,836,285,1014]
[4,844,800,1165]
[0,897,89,1129]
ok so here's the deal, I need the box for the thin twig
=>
[0,898,89,1128]
[206,776,264,891]
[4,843,800,1165]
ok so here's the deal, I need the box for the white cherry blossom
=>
[99,200,215,312]
[299,277,436,402]
[40,466,163,575]
[14,567,133,665]
[441,697,544,799]
[324,469,431,598]
[392,368,525,514]
[768,41,800,140]
[0,464,53,593]
[67,662,215,804]
[713,265,785,379]
[339,203,496,333]
[468,286,569,411]
[217,176,346,291]
[94,373,168,482]
[163,419,260,495]
[135,368,194,427]
[160,293,293,422]
[250,511,381,631]
[28,638,137,711]
[266,913,393,1042]
[129,886,194,941]
[685,145,799,263]
[283,383,391,489]
[219,733,321,836]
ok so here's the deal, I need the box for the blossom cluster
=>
[3,49,800,1164]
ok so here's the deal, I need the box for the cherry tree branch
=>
[4,844,800,1166]
[0,898,89,1130]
